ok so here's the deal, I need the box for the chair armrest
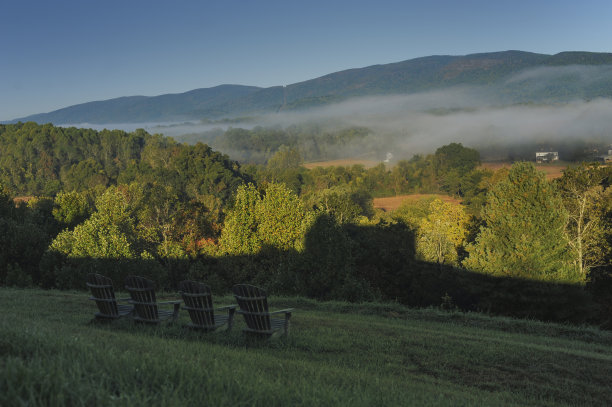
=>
[216,304,237,311]
[269,308,294,315]
[118,297,131,302]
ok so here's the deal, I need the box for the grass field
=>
[1,288,611,406]
[303,159,381,169]
[481,162,567,180]
[373,194,462,212]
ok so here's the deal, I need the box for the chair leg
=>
[284,312,292,336]
[227,308,236,331]
[172,303,180,321]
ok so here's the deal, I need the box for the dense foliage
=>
[1,122,611,327]
[212,124,373,164]
[464,162,576,281]
[0,122,247,200]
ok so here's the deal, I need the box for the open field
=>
[303,159,381,169]
[1,288,611,406]
[373,194,462,212]
[481,162,567,180]
[303,159,569,180]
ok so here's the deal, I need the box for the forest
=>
[1,121,611,326]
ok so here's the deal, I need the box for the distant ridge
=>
[7,50,612,124]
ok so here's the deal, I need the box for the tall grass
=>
[1,288,611,406]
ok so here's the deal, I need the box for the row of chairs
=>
[86,274,293,337]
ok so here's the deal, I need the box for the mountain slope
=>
[9,51,612,124]
[14,84,263,124]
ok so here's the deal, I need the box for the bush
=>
[5,264,33,288]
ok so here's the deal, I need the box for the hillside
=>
[8,50,612,124]
[2,287,611,406]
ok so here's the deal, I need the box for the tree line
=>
[1,122,611,326]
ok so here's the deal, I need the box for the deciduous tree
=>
[556,164,612,276]
[417,199,469,266]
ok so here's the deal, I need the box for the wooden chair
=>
[178,280,237,331]
[232,284,294,337]
[86,273,133,320]
[124,275,180,324]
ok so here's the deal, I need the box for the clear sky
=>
[1,0,611,120]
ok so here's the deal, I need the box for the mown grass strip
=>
[1,288,611,406]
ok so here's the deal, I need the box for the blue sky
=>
[1,0,611,120]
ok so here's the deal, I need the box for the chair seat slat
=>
[87,273,134,321]
[232,284,292,337]
[125,275,180,324]
[178,280,236,332]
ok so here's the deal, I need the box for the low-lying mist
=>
[73,65,611,162]
[170,65,612,162]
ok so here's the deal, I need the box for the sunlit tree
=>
[417,198,469,266]
[463,162,577,281]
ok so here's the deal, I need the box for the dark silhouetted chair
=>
[232,284,293,337]
[124,275,180,324]
[178,280,237,331]
[86,273,133,320]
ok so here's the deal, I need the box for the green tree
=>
[49,187,138,259]
[0,185,50,286]
[434,142,481,177]
[463,162,577,281]
[52,190,92,229]
[219,182,314,255]
[434,143,480,195]
[306,186,373,224]
[218,184,262,255]
[256,183,314,252]
[392,196,436,230]
[556,164,612,276]
[417,199,469,266]
[266,146,302,170]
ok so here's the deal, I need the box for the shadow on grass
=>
[43,214,612,328]
[86,312,298,351]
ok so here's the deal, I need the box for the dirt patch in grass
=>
[373,194,462,212]
[303,159,381,169]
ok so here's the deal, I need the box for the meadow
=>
[1,287,611,406]
[373,194,462,212]
[480,162,568,180]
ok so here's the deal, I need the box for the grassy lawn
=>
[1,288,611,406]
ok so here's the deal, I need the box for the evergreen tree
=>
[463,162,578,281]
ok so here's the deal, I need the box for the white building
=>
[535,151,559,163]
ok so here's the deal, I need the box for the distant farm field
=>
[1,288,611,406]
[481,162,567,180]
[303,158,380,169]
[373,194,462,212]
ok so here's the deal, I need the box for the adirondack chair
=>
[124,275,180,324]
[178,280,237,331]
[232,284,294,336]
[86,273,133,320]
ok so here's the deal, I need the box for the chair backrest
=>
[179,280,215,327]
[86,273,120,317]
[125,275,158,321]
[232,284,271,331]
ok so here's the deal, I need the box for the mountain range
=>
[8,50,612,124]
